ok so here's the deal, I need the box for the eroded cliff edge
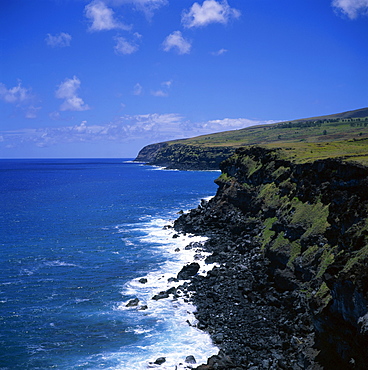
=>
[174,146,368,369]
[135,142,235,170]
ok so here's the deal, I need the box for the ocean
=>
[0,159,219,369]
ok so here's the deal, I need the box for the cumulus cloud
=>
[0,82,41,118]
[162,31,191,54]
[55,76,90,111]
[45,32,72,47]
[332,0,368,18]
[182,0,240,28]
[114,36,139,54]
[0,81,33,104]
[85,0,131,31]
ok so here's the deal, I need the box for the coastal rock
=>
[154,357,166,365]
[177,262,200,280]
[185,355,196,364]
[134,143,235,171]
[152,291,169,301]
[172,146,368,369]
[126,298,139,307]
[168,277,179,283]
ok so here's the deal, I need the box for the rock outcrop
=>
[174,146,368,369]
[135,143,235,170]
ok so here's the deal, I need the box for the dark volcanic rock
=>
[134,142,235,170]
[154,357,166,365]
[152,291,169,301]
[185,355,197,364]
[177,262,200,280]
[125,298,139,307]
[171,146,368,369]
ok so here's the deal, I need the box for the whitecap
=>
[111,217,218,369]
[44,260,79,268]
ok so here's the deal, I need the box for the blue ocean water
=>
[0,159,219,369]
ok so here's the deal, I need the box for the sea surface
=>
[0,159,220,369]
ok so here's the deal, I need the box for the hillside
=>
[134,107,368,368]
[135,107,368,169]
[174,147,368,369]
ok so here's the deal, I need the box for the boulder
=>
[154,357,166,365]
[152,291,169,301]
[185,355,196,364]
[177,262,200,280]
[125,298,139,307]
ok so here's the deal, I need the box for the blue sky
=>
[1,0,368,158]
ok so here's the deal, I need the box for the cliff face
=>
[174,146,368,369]
[135,143,235,170]
[134,142,169,163]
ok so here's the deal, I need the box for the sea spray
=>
[112,217,219,369]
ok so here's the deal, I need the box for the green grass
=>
[315,282,332,309]
[165,110,368,166]
[260,217,277,248]
[290,198,330,238]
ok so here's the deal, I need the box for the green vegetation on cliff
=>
[135,107,368,169]
[216,147,368,323]
[174,144,368,366]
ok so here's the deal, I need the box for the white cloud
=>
[200,118,278,132]
[332,0,368,18]
[133,83,143,95]
[55,76,90,111]
[45,32,72,47]
[25,105,41,119]
[161,80,173,88]
[108,0,168,17]
[0,113,280,151]
[162,31,191,55]
[182,0,241,28]
[151,90,168,97]
[0,81,32,104]
[211,48,228,56]
[114,36,139,54]
[85,0,131,31]
[151,80,172,97]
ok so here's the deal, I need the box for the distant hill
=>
[135,107,368,169]
[293,107,368,121]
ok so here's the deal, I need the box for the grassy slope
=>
[166,108,368,166]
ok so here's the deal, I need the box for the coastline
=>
[119,214,221,368]
[173,198,317,370]
[169,146,368,369]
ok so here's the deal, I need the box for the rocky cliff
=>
[135,142,235,170]
[174,146,368,369]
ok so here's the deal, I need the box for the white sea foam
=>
[44,260,79,267]
[148,165,179,172]
[111,217,219,369]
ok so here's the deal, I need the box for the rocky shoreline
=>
[173,202,318,370]
[142,145,368,369]
[164,146,368,369]
[134,142,235,170]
